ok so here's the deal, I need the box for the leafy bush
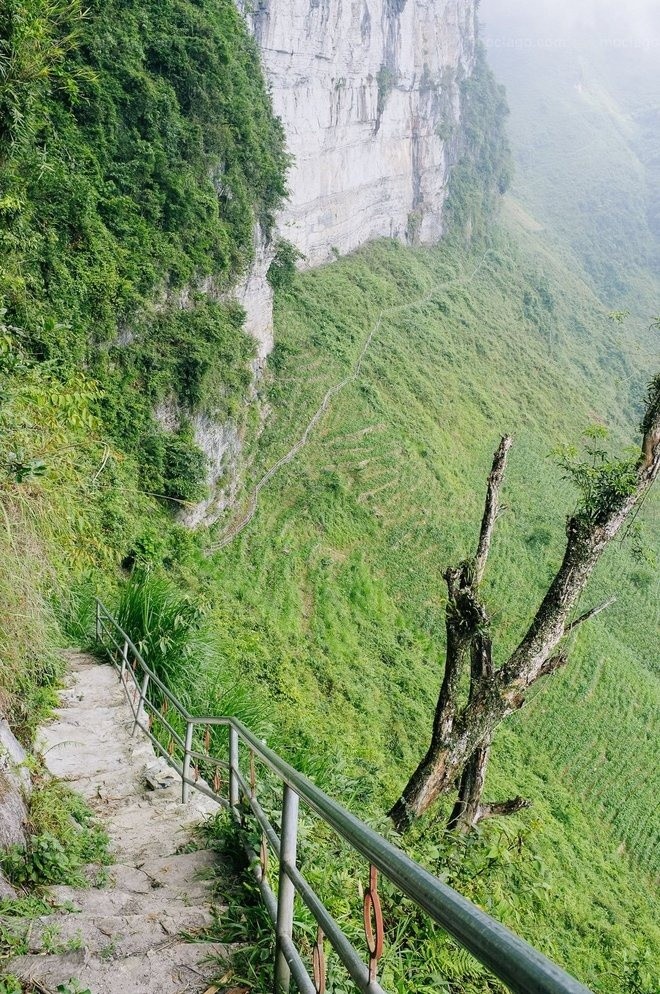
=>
[0,0,287,512]
[267,240,303,292]
[115,571,216,697]
[140,426,208,505]
[0,774,111,888]
[1,833,79,888]
[0,975,21,994]
[29,776,110,868]
[555,426,639,524]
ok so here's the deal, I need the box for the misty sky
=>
[483,0,660,49]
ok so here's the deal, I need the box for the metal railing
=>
[95,598,593,994]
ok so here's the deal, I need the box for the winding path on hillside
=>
[8,652,232,994]
[208,251,493,552]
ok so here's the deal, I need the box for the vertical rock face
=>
[232,225,275,367]
[187,1,478,528]
[242,0,477,266]
[0,716,30,858]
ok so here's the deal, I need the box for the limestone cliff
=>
[191,0,478,526]
[242,0,477,266]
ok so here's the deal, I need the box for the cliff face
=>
[242,0,477,266]
[191,0,479,526]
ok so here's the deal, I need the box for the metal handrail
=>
[94,598,593,994]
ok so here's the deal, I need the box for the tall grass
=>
[53,573,99,649]
[0,503,62,743]
[115,571,215,706]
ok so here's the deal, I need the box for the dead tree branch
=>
[474,435,512,584]
[389,375,660,833]
[565,598,616,633]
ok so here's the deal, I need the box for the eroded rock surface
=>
[0,716,30,851]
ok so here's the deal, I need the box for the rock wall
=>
[0,715,31,894]
[242,0,477,266]
[187,0,478,528]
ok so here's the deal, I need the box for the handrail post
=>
[229,725,239,810]
[275,784,299,994]
[95,600,101,642]
[132,671,150,736]
[182,721,193,804]
[120,639,129,682]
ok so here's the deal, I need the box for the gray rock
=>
[0,715,30,849]
[0,868,17,899]
[144,768,177,792]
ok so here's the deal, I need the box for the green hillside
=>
[1,4,658,994]
[180,226,657,992]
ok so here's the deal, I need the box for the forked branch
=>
[474,435,512,584]
[389,373,660,833]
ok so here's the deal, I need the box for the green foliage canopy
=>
[0,0,288,500]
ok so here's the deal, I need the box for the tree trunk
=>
[389,679,512,831]
[447,740,492,832]
[389,379,660,833]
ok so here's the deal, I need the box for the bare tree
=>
[388,374,660,834]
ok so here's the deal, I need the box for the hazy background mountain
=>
[483,0,660,312]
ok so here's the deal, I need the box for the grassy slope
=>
[1,8,658,991]
[190,227,659,991]
[184,33,659,993]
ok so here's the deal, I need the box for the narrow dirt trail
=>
[208,252,492,552]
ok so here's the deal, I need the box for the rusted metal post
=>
[275,784,299,994]
[182,721,193,804]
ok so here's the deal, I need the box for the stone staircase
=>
[7,652,233,994]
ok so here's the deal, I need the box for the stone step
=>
[40,739,155,782]
[57,758,194,806]
[10,938,231,994]
[44,850,220,918]
[131,849,218,890]
[25,905,219,958]
[46,883,220,920]
[5,653,234,992]
[105,809,217,863]
[61,768,148,804]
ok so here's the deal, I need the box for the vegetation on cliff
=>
[445,43,513,238]
[1,0,287,502]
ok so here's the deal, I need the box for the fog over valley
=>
[483,0,660,50]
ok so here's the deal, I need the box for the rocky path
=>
[8,652,231,994]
